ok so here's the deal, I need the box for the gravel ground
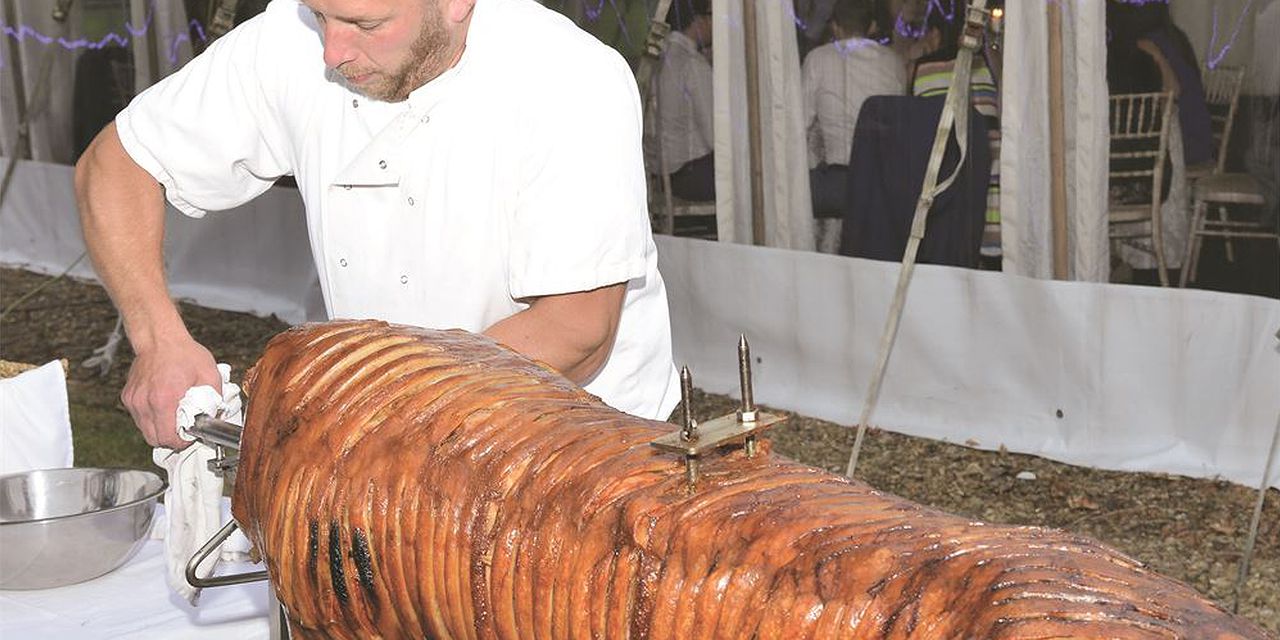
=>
[2,266,1276,633]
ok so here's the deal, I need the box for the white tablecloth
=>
[0,502,271,639]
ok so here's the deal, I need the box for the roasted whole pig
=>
[233,320,1269,639]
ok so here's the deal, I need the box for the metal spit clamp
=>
[651,335,787,489]
[191,413,243,477]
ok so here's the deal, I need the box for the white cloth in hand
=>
[152,363,242,605]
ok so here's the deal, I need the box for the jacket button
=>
[352,99,358,108]
[400,275,409,284]
[407,197,415,206]
[378,160,387,169]
[339,258,348,267]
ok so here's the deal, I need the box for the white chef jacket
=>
[655,31,714,172]
[115,0,680,420]
[802,37,907,168]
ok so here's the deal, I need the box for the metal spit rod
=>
[191,414,244,450]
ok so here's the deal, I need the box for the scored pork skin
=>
[232,320,1270,639]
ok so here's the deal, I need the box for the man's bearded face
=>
[310,0,459,103]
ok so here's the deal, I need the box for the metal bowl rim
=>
[0,467,166,527]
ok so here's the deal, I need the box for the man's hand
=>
[122,336,223,449]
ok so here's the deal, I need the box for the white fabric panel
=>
[0,0,79,162]
[1000,1,1109,281]
[0,361,73,474]
[130,0,196,90]
[1061,0,1110,282]
[0,500,271,639]
[657,235,1280,489]
[999,1,1052,279]
[1252,1,1280,95]
[711,0,814,250]
[1173,0,1276,92]
[0,0,193,163]
[0,159,323,324]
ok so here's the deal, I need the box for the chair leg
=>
[1190,199,1209,284]
[1217,204,1236,263]
[1150,207,1169,287]
[1180,198,1205,287]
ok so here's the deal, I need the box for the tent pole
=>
[846,0,988,478]
[2,0,33,160]
[1047,0,1069,278]
[742,0,766,245]
[1234,406,1280,613]
[633,0,677,106]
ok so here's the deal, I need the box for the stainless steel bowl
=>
[0,467,165,590]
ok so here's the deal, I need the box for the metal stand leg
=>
[268,582,291,640]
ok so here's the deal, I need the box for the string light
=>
[1207,0,1255,69]
[0,0,208,70]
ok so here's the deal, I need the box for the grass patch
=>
[69,401,153,470]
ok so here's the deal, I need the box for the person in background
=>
[656,0,715,202]
[1105,0,1214,284]
[911,5,1002,264]
[1107,0,1212,168]
[794,0,837,61]
[802,0,906,253]
[871,0,929,76]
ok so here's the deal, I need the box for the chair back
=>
[1201,65,1247,173]
[1108,91,1175,219]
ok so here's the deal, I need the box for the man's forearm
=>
[75,123,188,350]
[483,283,626,384]
[77,123,223,448]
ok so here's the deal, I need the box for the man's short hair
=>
[668,0,711,33]
[831,0,876,37]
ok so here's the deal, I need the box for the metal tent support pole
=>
[741,0,766,245]
[1234,404,1280,613]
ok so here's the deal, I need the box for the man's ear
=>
[443,0,475,25]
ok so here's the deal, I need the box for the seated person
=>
[656,0,715,202]
[802,0,906,253]
[911,6,1002,260]
[1108,1,1212,169]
